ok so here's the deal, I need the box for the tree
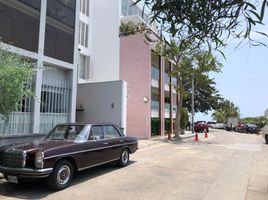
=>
[183,74,223,113]
[136,0,267,51]
[120,21,148,37]
[212,99,240,122]
[0,48,35,121]
[241,116,268,128]
[155,40,222,138]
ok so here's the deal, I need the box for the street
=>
[0,129,268,200]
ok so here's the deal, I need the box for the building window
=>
[79,20,89,48]
[44,0,76,63]
[0,1,40,52]
[80,0,89,16]
[121,0,150,25]
[79,54,90,80]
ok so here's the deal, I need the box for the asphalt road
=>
[0,129,268,200]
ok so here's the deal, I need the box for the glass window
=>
[104,125,120,139]
[79,55,90,79]
[90,126,104,140]
[44,0,76,63]
[45,125,86,141]
[0,1,40,52]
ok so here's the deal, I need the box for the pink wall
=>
[120,33,151,139]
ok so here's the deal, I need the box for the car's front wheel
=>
[47,160,73,190]
[117,149,129,167]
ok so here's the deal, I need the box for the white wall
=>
[76,80,127,133]
[89,0,120,82]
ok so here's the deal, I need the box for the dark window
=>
[90,126,104,140]
[18,0,41,10]
[104,125,120,139]
[0,1,40,52]
[44,0,76,63]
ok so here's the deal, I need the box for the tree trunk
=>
[174,90,183,138]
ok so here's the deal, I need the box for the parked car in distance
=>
[243,123,258,134]
[0,123,138,190]
[214,123,226,129]
[234,122,243,132]
[194,121,209,132]
[207,121,216,129]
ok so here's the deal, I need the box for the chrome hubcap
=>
[57,165,70,185]
[122,151,129,164]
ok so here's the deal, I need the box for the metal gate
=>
[0,83,33,135]
[39,79,71,133]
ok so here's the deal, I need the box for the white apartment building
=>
[78,0,156,83]
[0,0,79,140]
[0,0,156,144]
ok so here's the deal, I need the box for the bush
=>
[0,48,35,121]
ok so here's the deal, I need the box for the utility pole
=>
[191,75,195,133]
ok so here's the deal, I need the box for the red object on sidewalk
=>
[194,132,199,141]
[204,130,208,138]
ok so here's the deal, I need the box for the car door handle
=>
[103,142,109,145]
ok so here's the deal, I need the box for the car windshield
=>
[45,125,89,142]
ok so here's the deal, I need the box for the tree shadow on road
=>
[0,161,136,199]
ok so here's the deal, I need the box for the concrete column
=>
[159,56,165,136]
[69,0,80,122]
[32,0,47,133]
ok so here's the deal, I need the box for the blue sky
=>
[196,14,268,121]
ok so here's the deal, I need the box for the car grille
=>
[2,149,26,168]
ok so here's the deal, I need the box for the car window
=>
[90,126,104,140]
[104,125,121,139]
[45,125,86,141]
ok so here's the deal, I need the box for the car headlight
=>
[35,151,44,169]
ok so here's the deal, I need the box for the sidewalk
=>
[138,131,195,149]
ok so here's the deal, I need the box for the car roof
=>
[56,123,117,126]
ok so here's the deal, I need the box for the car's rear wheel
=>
[47,160,73,190]
[117,149,129,167]
[265,135,268,144]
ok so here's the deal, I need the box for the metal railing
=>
[40,79,71,133]
[0,79,71,135]
[0,82,33,135]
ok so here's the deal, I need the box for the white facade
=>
[78,0,155,84]
[78,0,121,83]
[0,0,80,134]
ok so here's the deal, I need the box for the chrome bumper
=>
[0,166,53,178]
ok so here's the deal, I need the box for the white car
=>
[214,123,225,129]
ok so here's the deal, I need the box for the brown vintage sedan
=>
[0,123,138,190]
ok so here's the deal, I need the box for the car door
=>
[77,125,107,169]
[103,125,124,160]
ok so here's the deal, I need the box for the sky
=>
[195,13,268,122]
